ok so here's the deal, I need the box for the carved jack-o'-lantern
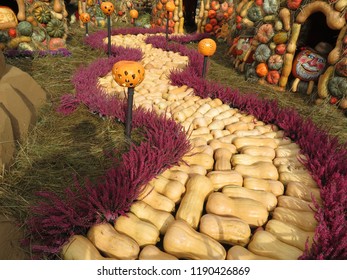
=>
[112,61,145,88]
[100,1,115,16]
[80,12,90,23]
[166,1,176,12]
[198,38,217,57]
[292,49,327,82]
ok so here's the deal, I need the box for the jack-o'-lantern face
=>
[112,61,145,88]
[292,49,326,81]
[80,13,90,23]
[100,1,115,16]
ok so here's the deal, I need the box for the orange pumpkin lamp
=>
[129,9,139,25]
[100,1,115,57]
[165,2,176,41]
[80,12,90,36]
[112,61,145,139]
[198,38,217,78]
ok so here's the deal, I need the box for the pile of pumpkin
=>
[150,0,185,34]
[61,33,320,260]
[195,0,234,37]
[0,0,69,52]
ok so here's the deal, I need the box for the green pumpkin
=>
[328,77,347,99]
[46,19,65,38]
[17,21,33,37]
[247,6,263,22]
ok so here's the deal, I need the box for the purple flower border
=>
[27,27,346,259]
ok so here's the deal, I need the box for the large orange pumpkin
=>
[256,63,269,77]
[100,1,115,16]
[112,61,145,88]
[129,9,139,19]
[198,38,217,56]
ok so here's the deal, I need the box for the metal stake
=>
[202,56,208,78]
[125,87,135,139]
[107,15,111,57]
[165,11,169,43]
[85,22,89,36]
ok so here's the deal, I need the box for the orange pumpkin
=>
[204,23,213,33]
[208,10,217,19]
[129,9,139,19]
[256,63,269,77]
[112,61,145,88]
[198,38,217,56]
[80,12,90,23]
[209,18,218,26]
[256,24,274,43]
[166,1,176,12]
[100,1,115,16]
[211,1,220,11]
[266,70,280,84]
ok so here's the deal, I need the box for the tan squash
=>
[175,174,214,229]
[161,169,189,185]
[231,154,273,166]
[232,137,278,150]
[163,220,226,260]
[208,139,237,154]
[181,152,214,170]
[192,116,213,129]
[214,148,232,170]
[285,181,322,204]
[279,170,318,188]
[206,170,243,190]
[277,195,316,212]
[278,8,291,31]
[265,220,315,251]
[199,214,251,246]
[317,66,335,99]
[87,223,139,259]
[114,212,160,247]
[139,245,178,260]
[222,185,277,211]
[148,176,186,203]
[137,184,176,212]
[225,122,255,134]
[227,245,275,260]
[213,109,238,120]
[208,119,226,130]
[235,162,279,180]
[248,230,303,260]
[272,207,317,232]
[206,192,269,227]
[130,201,175,235]
[170,164,207,175]
[240,145,276,159]
[243,177,284,196]
[61,235,114,260]
[273,155,306,167]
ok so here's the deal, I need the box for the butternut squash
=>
[272,207,317,232]
[285,181,322,204]
[208,139,237,154]
[137,184,176,212]
[240,145,276,159]
[130,201,175,235]
[318,66,335,99]
[235,162,279,180]
[227,245,275,260]
[279,53,294,88]
[61,235,113,260]
[275,146,301,158]
[233,137,278,150]
[139,245,178,260]
[199,214,251,246]
[278,8,291,31]
[248,230,303,260]
[243,177,284,196]
[208,119,226,130]
[191,127,210,136]
[213,109,237,120]
[226,122,255,134]
[114,212,160,247]
[231,154,273,166]
[214,148,232,170]
[170,164,207,175]
[206,170,243,190]
[87,223,139,259]
[148,176,186,203]
[279,170,318,188]
[163,220,226,260]
[206,192,269,227]
[192,117,212,129]
[217,134,238,144]
[265,220,315,251]
[175,174,214,229]
[222,185,277,211]
[189,133,213,142]
[327,26,346,65]
[273,155,306,167]
[188,144,214,157]
[277,195,316,212]
[181,152,214,170]
[161,169,189,185]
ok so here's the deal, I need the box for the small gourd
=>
[254,44,271,62]
[256,24,274,43]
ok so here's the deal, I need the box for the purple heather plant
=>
[28,27,346,259]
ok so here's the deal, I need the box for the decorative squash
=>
[267,54,283,70]
[256,62,269,77]
[17,21,33,37]
[335,57,347,77]
[328,77,347,99]
[235,162,279,180]
[112,61,145,88]
[175,174,214,229]
[266,70,280,85]
[87,223,140,259]
[100,1,115,16]
[275,43,286,55]
[243,177,285,196]
[285,181,322,204]
[139,245,178,260]
[272,207,317,231]
[199,213,251,246]
[263,0,279,15]
[254,44,271,62]
[46,19,65,38]
[206,192,269,227]
[287,0,303,10]
[198,38,217,56]
[256,24,274,43]
[240,145,276,159]
[206,170,243,190]
[163,219,226,260]
[273,32,288,44]
[227,245,275,260]
[247,5,263,22]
